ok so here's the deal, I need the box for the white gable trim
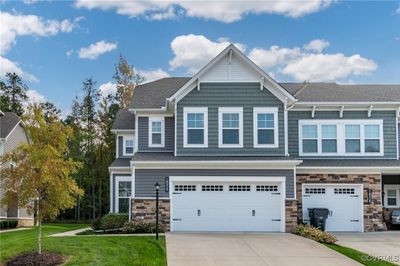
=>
[167,44,296,104]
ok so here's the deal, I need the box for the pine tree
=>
[0,73,28,116]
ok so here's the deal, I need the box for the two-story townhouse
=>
[109,44,400,233]
[0,110,34,226]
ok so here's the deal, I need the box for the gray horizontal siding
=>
[135,169,295,198]
[138,117,174,152]
[288,110,397,158]
[176,83,285,156]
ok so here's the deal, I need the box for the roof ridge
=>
[293,83,311,96]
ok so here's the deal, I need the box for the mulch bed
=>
[6,252,66,266]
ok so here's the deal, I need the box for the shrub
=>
[292,224,337,244]
[122,221,165,234]
[100,213,129,230]
[9,220,18,228]
[91,217,102,230]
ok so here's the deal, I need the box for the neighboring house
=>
[109,44,400,233]
[0,110,34,226]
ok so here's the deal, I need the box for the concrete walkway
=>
[166,233,360,266]
[0,227,33,234]
[50,227,91,236]
[336,231,400,265]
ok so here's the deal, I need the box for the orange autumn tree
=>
[0,104,83,254]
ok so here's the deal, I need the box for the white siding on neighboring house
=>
[3,124,28,153]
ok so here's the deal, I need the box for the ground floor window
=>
[115,176,132,213]
[384,185,400,208]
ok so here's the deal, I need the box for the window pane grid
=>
[221,111,240,145]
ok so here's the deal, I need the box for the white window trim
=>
[299,119,384,156]
[122,136,135,156]
[115,176,132,213]
[183,107,208,148]
[253,107,279,148]
[218,107,243,148]
[384,184,400,208]
[148,117,165,148]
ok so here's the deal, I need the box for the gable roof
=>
[111,108,136,131]
[129,77,190,109]
[0,112,21,139]
[167,44,296,105]
[280,83,400,103]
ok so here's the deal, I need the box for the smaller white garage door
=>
[302,184,363,232]
[171,180,285,232]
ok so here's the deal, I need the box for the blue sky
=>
[1,1,399,115]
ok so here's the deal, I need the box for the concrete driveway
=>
[336,231,400,265]
[166,233,360,266]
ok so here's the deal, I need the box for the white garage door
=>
[171,181,284,232]
[302,184,363,232]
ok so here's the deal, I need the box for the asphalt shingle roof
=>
[128,78,400,110]
[111,108,135,130]
[299,159,400,167]
[0,112,20,139]
[132,152,298,161]
[129,77,191,109]
[280,83,400,102]
[110,158,131,168]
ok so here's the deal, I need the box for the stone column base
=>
[131,198,170,231]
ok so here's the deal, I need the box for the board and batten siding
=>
[288,110,398,158]
[176,83,285,156]
[134,169,295,199]
[137,117,174,152]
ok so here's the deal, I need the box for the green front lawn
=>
[325,244,397,266]
[0,224,166,266]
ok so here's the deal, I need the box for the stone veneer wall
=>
[285,200,298,232]
[131,199,170,230]
[296,174,386,232]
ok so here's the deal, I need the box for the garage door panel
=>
[172,182,283,232]
[302,185,362,232]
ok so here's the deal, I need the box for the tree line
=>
[0,55,144,222]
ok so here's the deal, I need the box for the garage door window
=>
[202,185,223,191]
[229,185,250,191]
[305,188,325,194]
[334,188,355,194]
[256,185,278,192]
[175,185,196,191]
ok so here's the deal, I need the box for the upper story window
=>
[184,107,208,147]
[218,107,243,148]
[123,137,134,156]
[149,117,164,147]
[253,107,278,148]
[300,119,383,156]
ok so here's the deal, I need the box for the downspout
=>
[284,98,289,157]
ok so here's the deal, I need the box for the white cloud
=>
[170,35,377,82]
[248,46,302,69]
[303,39,330,53]
[78,40,117,60]
[0,11,82,55]
[169,34,245,74]
[26,89,46,104]
[136,68,170,82]
[282,53,377,82]
[99,82,117,97]
[22,0,39,4]
[75,0,333,22]
[0,56,38,82]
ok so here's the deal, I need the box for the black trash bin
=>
[308,208,330,231]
